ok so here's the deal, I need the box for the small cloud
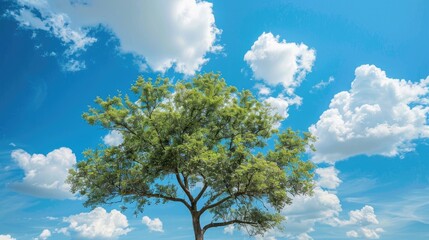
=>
[103,130,124,147]
[33,229,51,240]
[63,59,86,72]
[311,76,334,91]
[9,143,16,147]
[223,225,234,235]
[142,216,164,233]
[46,216,58,221]
[346,230,359,238]
[254,84,271,96]
[0,235,16,240]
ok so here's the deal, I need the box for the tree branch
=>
[194,182,208,204]
[202,219,258,233]
[174,169,195,204]
[146,193,191,210]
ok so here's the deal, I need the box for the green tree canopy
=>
[67,73,315,240]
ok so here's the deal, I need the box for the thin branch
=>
[194,183,208,204]
[174,169,195,204]
[146,193,191,210]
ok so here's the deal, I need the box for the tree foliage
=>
[67,73,315,239]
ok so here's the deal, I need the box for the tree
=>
[67,73,315,240]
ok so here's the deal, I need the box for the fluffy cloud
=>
[142,216,164,233]
[10,0,221,74]
[10,147,76,199]
[315,166,342,189]
[346,205,379,225]
[0,235,16,240]
[34,229,51,240]
[310,64,429,163]
[264,95,300,119]
[103,130,124,147]
[340,206,384,239]
[244,32,315,121]
[62,207,131,238]
[244,32,315,93]
[260,187,342,239]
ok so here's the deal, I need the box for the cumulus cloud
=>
[310,64,429,163]
[0,235,16,240]
[244,32,315,121]
[103,130,123,147]
[9,0,221,74]
[34,229,51,240]
[62,207,131,238]
[10,147,76,199]
[244,32,315,94]
[261,187,342,239]
[340,206,384,239]
[264,95,300,119]
[142,216,164,233]
[315,166,342,189]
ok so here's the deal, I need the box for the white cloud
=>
[264,95,302,120]
[34,229,51,240]
[63,207,131,239]
[62,59,86,72]
[315,166,342,189]
[255,84,272,96]
[244,32,315,94]
[346,205,379,225]
[346,230,359,238]
[223,224,234,235]
[0,235,16,240]
[268,187,342,239]
[340,206,384,239]
[103,130,124,147]
[142,216,164,233]
[361,227,384,239]
[10,0,221,75]
[310,64,429,163]
[10,147,76,199]
[312,76,334,91]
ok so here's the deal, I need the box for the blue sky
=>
[1,0,428,239]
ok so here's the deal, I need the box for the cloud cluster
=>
[60,207,131,238]
[342,206,384,239]
[142,216,164,233]
[10,0,221,74]
[310,64,429,163]
[254,166,383,240]
[10,147,76,199]
[244,32,315,121]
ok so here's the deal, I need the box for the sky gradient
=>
[1,0,428,239]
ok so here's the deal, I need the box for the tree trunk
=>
[191,211,204,240]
